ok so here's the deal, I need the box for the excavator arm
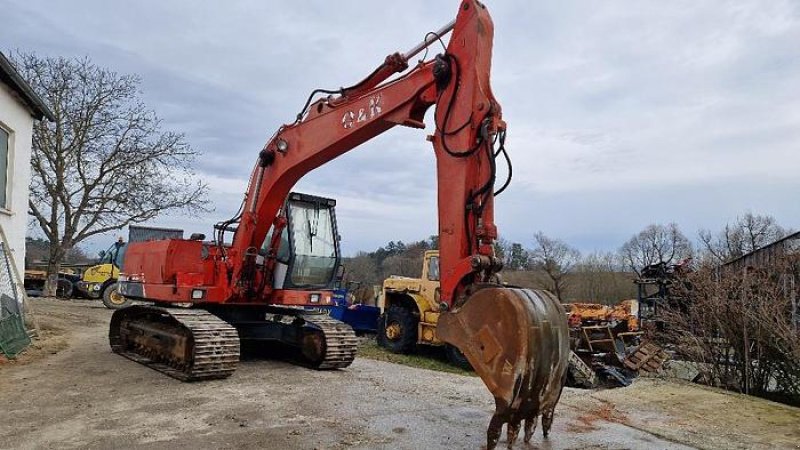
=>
[225,4,568,447]
[228,2,504,309]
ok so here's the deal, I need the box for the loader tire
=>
[378,305,417,354]
[102,282,129,309]
[56,278,74,299]
[445,344,473,371]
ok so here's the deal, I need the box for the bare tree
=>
[529,231,580,301]
[494,237,529,271]
[663,256,800,405]
[378,241,428,279]
[572,251,636,304]
[620,223,692,276]
[342,238,435,303]
[699,212,789,264]
[493,237,509,264]
[14,53,207,293]
[342,252,380,303]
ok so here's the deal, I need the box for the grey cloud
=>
[4,0,799,255]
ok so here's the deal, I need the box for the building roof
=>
[722,229,800,270]
[0,51,55,122]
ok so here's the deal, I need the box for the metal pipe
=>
[403,19,456,61]
[249,166,265,214]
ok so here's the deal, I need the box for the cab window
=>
[100,242,127,267]
[288,202,337,286]
[427,256,440,281]
[263,225,290,263]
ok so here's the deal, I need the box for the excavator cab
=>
[267,192,341,291]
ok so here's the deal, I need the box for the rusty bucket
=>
[437,287,570,449]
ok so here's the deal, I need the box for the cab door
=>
[419,251,441,315]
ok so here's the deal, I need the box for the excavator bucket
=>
[437,288,570,449]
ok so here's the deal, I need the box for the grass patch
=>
[357,338,477,377]
[0,324,69,367]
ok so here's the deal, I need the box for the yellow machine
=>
[563,299,640,332]
[76,239,129,309]
[76,226,184,309]
[377,250,471,367]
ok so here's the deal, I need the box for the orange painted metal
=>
[123,0,503,309]
[268,290,334,307]
[118,2,572,445]
[564,299,640,332]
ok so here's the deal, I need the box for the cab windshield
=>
[288,201,337,287]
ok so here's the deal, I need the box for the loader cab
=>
[267,192,341,290]
[77,239,127,302]
[97,239,127,268]
[419,250,440,308]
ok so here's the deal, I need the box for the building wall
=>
[0,82,34,276]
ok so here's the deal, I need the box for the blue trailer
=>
[322,289,380,334]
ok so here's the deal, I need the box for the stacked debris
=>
[636,259,691,329]
[564,299,669,389]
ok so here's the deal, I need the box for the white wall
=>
[0,82,34,276]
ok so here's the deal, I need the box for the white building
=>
[0,51,54,273]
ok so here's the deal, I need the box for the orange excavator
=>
[112,2,569,447]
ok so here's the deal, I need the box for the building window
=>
[0,127,8,209]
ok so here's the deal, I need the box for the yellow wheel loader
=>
[377,250,471,369]
[75,239,128,308]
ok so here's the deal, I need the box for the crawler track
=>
[109,306,240,381]
[299,314,358,369]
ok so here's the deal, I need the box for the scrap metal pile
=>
[564,299,669,388]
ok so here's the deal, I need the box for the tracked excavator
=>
[111,2,569,447]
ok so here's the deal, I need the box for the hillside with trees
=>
[343,234,637,305]
[343,212,792,307]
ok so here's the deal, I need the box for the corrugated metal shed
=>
[128,226,184,243]
[722,230,800,272]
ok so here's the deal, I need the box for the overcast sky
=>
[3,1,799,255]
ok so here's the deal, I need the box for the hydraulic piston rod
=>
[402,19,456,61]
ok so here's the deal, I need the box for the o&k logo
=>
[342,94,382,129]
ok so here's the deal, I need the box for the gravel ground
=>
[0,299,796,449]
